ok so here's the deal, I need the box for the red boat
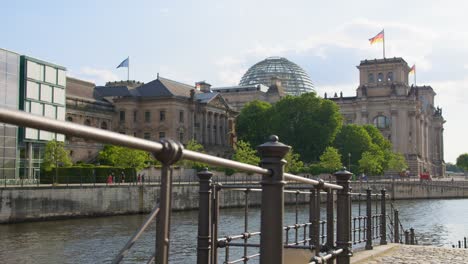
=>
[419,172,432,181]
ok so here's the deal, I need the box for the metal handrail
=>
[112,205,160,264]
[0,108,342,190]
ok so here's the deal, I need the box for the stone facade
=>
[329,58,445,177]
[211,77,285,111]
[65,77,114,162]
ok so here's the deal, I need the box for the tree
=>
[456,153,468,171]
[358,151,383,176]
[181,139,208,171]
[232,140,260,166]
[269,93,342,162]
[319,146,342,173]
[43,140,72,171]
[98,145,151,171]
[387,152,408,172]
[333,124,372,168]
[236,100,273,147]
[284,149,304,174]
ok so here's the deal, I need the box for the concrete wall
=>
[1,181,467,224]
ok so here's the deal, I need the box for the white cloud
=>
[72,67,119,85]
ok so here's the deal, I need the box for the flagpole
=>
[127,56,130,81]
[383,29,386,58]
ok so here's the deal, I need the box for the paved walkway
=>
[352,244,468,264]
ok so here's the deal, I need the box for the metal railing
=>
[0,108,412,264]
[452,237,467,249]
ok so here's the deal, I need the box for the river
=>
[0,198,467,263]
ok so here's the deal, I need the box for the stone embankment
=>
[352,244,468,264]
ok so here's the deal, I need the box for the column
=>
[203,111,208,144]
[209,112,214,145]
[214,114,219,145]
[391,110,398,152]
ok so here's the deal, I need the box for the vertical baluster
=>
[410,228,415,245]
[380,189,387,245]
[334,168,352,264]
[295,191,299,245]
[394,210,400,243]
[257,136,289,264]
[243,189,250,263]
[197,169,213,264]
[365,188,373,250]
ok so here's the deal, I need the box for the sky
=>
[2,0,467,163]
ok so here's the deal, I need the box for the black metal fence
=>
[452,237,467,249]
[0,108,417,264]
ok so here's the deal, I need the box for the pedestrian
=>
[107,174,113,184]
[121,171,125,183]
[111,172,115,183]
[137,174,141,184]
[142,174,145,183]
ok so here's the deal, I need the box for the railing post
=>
[410,228,415,245]
[311,183,323,256]
[153,139,184,264]
[326,189,334,250]
[380,189,387,245]
[365,188,373,250]
[393,210,400,243]
[404,230,409,245]
[334,168,353,264]
[257,135,290,264]
[197,169,213,264]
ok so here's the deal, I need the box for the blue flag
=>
[117,57,129,68]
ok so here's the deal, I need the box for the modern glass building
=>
[0,49,20,184]
[239,57,315,96]
[18,55,67,181]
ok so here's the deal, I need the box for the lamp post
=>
[348,153,351,172]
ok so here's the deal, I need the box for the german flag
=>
[369,30,384,45]
[409,64,416,74]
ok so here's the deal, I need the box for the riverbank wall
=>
[1,180,467,223]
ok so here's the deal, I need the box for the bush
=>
[39,166,136,184]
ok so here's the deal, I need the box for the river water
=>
[0,198,467,263]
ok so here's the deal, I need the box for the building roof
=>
[359,57,408,66]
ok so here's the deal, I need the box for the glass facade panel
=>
[45,66,56,84]
[57,70,66,86]
[30,101,43,115]
[39,130,54,141]
[27,61,41,80]
[57,106,65,121]
[26,81,39,100]
[25,128,38,139]
[53,87,65,104]
[40,84,53,102]
[56,134,65,142]
[44,104,56,119]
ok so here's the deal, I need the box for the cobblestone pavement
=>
[358,245,468,264]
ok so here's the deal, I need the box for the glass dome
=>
[239,57,315,96]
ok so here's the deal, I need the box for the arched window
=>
[377,73,384,82]
[373,115,390,129]
[101,121,108,130]
[67,116,73,122]
[387,72,393,82]
[84,119,91,126]
[368,73,374,83]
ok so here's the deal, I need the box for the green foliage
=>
[358,151,383,176]
[43,140,72,171]
[181,139,209,171]
[39,166,135,184]
[319,146,342,173]
[236,100,273,147]
[98,145,152,170]
[284,149,304,174]
[387,152,408,172]
[456,153,468,171]
[269,93,342,162]
[333,124,372,167]
[233,140,260,166]
[446,162,464,173]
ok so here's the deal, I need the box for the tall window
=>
[387,72,393,82]
[145,111,151,123]
[368,73,374,83]
[179,111,184,123]
[377,73,384,82]
[160,110,166,121]
[133,110,137,122]
[373,115,390,129]
[120,111,125,122]
[159,132,165,139]
[144,132,151,140]
[101,121,108,130]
